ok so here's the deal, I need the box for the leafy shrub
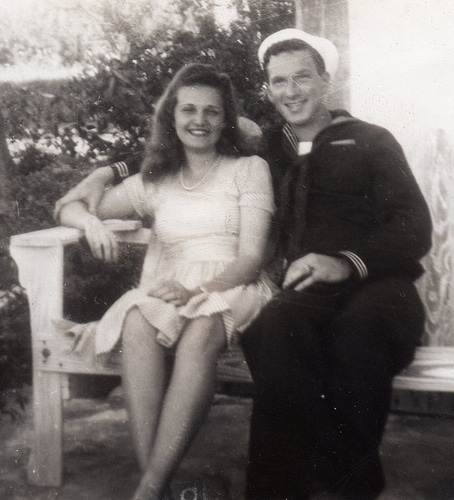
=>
[9,161,90,235]
[15,145,55,175]
[0,286,31,390]
[64,242,146,323]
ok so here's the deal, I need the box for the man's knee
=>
[328,278,424,376]
[343,278,424,329]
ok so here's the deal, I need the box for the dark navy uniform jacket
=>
[263,110,432,283]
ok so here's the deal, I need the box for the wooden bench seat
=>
[10,224,454,487]
[393,346,454,392]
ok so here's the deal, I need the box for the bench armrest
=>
[10,220,150,247]
[9,222,151,341]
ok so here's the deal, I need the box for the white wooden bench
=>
[9,224,454,487]
[393,347,454,392]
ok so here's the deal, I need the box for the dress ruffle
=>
[94,271,275,354]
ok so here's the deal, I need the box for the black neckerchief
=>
[279,124,311,263]
[275,113,358,265]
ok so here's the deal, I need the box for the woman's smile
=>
[187,127,211,136]
[174,85,225,152]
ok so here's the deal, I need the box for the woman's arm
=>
[58,182,136,263]
[201,205,271,293]
[148,204,271,306]
[53,166,114,221]
[53,155,142,220]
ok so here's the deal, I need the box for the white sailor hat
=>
[257,28,339,77]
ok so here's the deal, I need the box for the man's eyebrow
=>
[270,74,286,81]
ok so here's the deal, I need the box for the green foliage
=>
[0,287,31,390]
[15,146,55,176]
[9,161,90,235]
[64,242,146,323]
[235,0,295,36]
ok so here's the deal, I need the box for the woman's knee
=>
[122,307,157,348]
[180,315,226,355]
[122,307,141,339]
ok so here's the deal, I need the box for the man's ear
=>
[321,71,331,85]
[264,82,275,104]
[320,72,331,103]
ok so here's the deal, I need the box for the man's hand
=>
[283,253,352,292]
[147,280,195,307]
[54,166,114,221]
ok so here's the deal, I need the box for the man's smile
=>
[285,100,307,112]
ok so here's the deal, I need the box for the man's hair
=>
[141,63,248,183]
[263,39,326,80]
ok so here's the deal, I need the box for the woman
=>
[59,63,276,500]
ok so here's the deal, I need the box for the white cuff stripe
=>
[339,251,368,280]
[112,161,129,178]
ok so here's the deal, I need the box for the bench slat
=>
[392,347,454,392]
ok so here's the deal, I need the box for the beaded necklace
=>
[179,155,221,191]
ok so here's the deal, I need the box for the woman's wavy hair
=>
[141,63,249,182]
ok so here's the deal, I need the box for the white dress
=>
[94,154,277,355]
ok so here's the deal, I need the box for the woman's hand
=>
[83,215,119,263]
[147,280,195,307]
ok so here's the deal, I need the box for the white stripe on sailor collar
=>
[283,123,299,153]
[283,124,313,156]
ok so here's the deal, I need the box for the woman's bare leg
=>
[122,307,168,471]
[132,315,226,500]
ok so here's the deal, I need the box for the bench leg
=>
[27,370,63,487]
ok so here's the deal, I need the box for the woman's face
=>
[174,85,225,153]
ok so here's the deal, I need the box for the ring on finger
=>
[305,265,315,274]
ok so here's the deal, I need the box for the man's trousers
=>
[241,277,425,499]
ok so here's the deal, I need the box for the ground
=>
[1,386,454,499]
